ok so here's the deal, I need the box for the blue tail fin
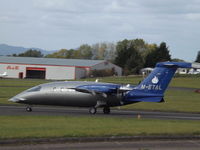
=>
[124,62,192,102]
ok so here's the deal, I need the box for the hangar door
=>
[26,67,46,79]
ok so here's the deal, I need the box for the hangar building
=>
[0,56,122,80]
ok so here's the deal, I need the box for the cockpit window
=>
[27,86,41,92]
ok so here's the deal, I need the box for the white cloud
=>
[185,13,200,20]
[0,0,200,61]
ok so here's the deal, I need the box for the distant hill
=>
[0,44,55,56]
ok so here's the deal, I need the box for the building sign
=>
[7,66,19,70]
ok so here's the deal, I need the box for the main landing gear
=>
[89,107,110,114]
[26,106,32,112]
[103,107,110,114]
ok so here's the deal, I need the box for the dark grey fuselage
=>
[9,81,124,107]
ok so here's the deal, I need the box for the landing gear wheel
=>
[103,107,110,114]
[89,107,97,114]
[26,106,32,112]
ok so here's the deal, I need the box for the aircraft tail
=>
[124,62,192,103]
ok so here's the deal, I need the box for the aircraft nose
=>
[9,97,19,102]
[9,96,26,103]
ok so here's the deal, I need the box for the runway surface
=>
[0,105,200,120]
[1,140,200,150]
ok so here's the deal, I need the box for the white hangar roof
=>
[0,56,106,67]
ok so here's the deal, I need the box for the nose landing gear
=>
[89,107,97,114]
[26,106,32,112]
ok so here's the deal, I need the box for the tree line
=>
[11,38,200,75]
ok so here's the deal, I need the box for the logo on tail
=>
[152,76,159,84]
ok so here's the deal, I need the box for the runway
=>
[0,105,200,120]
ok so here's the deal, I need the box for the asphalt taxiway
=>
[0,105,199,120]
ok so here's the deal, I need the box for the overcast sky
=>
[0,0,200,61]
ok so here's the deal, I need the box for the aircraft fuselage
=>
[10,81,126,108]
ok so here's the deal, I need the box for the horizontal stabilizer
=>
[156,62,192,68]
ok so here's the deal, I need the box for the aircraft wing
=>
[71,87,109,107]
[73,84,135,96]
[71,88,108,98]
[74,84,119,95]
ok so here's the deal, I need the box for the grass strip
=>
[123,89,200,113]
[0,116,199,139]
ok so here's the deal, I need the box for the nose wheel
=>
[89,107,97,114]
[26,106,32,112]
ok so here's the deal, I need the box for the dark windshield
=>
[27,86,41,92]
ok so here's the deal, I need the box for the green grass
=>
[0,78,49,87]
[123,89,200,113]
[170,77,200,88]
[0,116,199,139]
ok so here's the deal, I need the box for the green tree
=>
[78,44,92,59]
[132,38,147,52]
[171,58,185,62]
[104,42,116,62]
[45,49,68,58]
[91,43,108,60]
[144,47,157,67]
[114,39,129,68]
[66,49,75,58]
[115,39,144,74]
[125,48,143,74]
[16,49,43,57]
[156,42,171,62]
[144,42,171,67]
[195,51,200,63]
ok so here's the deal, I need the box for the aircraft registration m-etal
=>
[9,62,194,114]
